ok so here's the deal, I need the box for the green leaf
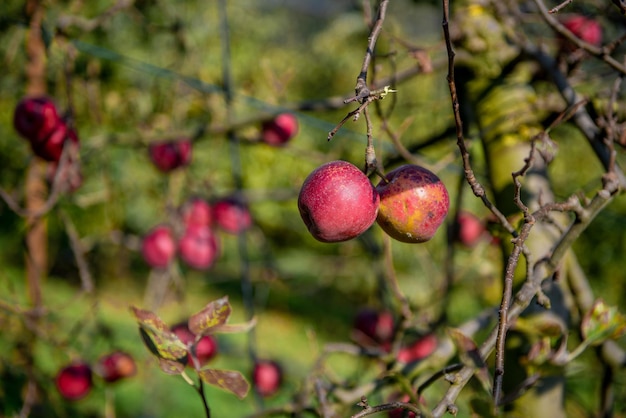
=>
[131,306,188,362]
[188,296,232,336]
[197,368,250,399]
[581,299,626,346]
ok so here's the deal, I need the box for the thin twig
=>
[548,0,573,14]
[352,0,390,101]
[493,141,538,406]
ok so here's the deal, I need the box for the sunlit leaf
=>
[198,368,250,399]
[131,306,188,361]
[188,296,232,336]
[581,299,626,346]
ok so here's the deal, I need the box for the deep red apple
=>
[95,351,137,383]
[171,323,218,368]
[353,308,395,346]
[397,334,437,364]
[298,160,380,243]
[178,225,219,270]
[253,360,283,397]
[561,15,602,49]
[141,225,177,268]
[172,322,196,346]
[148,138,192,172]
[13,96,61,143]
[261,113,298,146]
[55,362,93,401]
[454,211,486,247]
[212,198,252,234]
[30,121,79,162]
[194,335,218,366]
[181,198,213,228]
[376,165,449,243]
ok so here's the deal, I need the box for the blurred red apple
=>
[178,225,219,270]
[30,121,79,162]
[298,160,379,243]
[261,113,298,146]
[171,323,218,368]
[141,225,177,268]
[172,322,196,346]
[181,198,213,228]
[194,335,218,366]
[55,362,93,401]
[397,334,437,364]
[353,308,395,346]
[95,351,137,383]
[148,138,192,172]
[13,96,61,143]
[561,15,602,50]
[253,360,283,397]
[213,198,252,234]
[453,211,486,247]
[376,165,449,243]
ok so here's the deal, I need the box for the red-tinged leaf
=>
[448,328,492,395]
[197,368,250,399]
[158,357,187,375]
[131,306,187,361]
[581,299,626,346]
[188,296,232,336]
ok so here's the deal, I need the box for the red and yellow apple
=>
[376,165,449,243]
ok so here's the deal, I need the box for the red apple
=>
[13,96,61,143]
[261,113,298,146]
[376,165,449,243]
[454,211,486,247]
[181,198,213,228]
[298,160,380,243]
[30,121,79,162]
[397,334,437,364]
[172,322,196,346]
[171,323,218,368]
[141,225,177,268]
[55,362,93,401]
[178,225,219,270]
[212,198,252,234]
[253,360,283,397]
[148,138,192,172]
[353,308,395,345]
[561,15,602,49]
[194,335,218,366]
[95,351,137,383]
